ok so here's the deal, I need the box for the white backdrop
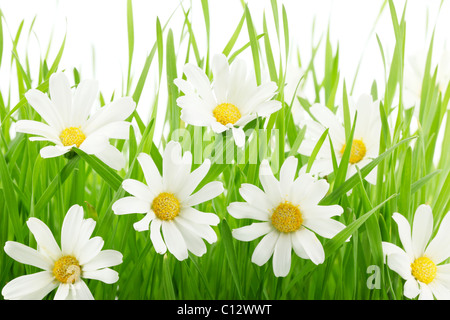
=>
[1,0,449,131]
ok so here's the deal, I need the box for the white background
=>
[1,0,449,129]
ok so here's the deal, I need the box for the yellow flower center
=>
[60,127,86,148]
[340,139,367,164]
[271,201,303,233]
[53,255,81,284]
[213,103,241,126]
[152,192,180,220]
[411,256,437,284]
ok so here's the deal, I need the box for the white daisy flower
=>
[112,141,224,261]
[227,156,346,277]
[2,204,123,300]
[174,53,282,148]
[403,49,450,110]
[298,93,381,184]
[382,205,450,300]
[15,72,136,170]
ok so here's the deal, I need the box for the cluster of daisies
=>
[3,53,450,300]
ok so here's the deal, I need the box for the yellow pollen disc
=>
[411,256,437,284]
[53,255,81,284]
[271,201,303,233]
[340,139,367,164]
[60,127,86,148]
[152,192,180,221]
[213,103,241,126]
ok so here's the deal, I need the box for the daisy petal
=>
[15,120,60,143]
[162,221,188,261]
[425,211,450,264]
[40,145,72,158]
[180,207,220,226]
[61,204,85,255]
[137,152,163,194]
[93,144,126,171]
[2,271,56,300]
[392,212,414,260]
[133,212,155,231]
[272,233,292,277]
[251,230,279,266]
[82,250,123,272]
[122,179,154,200]
[150,219,167,254]
[303,217,346,240]
[227,202,270,221]
[71,79,99,127]
[49,72,72,124]
[292,228,325,265]
[83,268,119,284]
[412,204,433,259]
[26,217,61,261]
[183,181,223,207]
[403,278,420,299]
[4,241,53,270]
[279,156,298,197]
[25,89,64,131]
[232,222,272,242]
[112,196,150,215]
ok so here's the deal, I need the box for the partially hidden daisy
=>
[174,53,282,148]
[15,71,136,170]
[403,49,450,110]
[382,205,450,300]
[227,156,346,277]
[298,93,381,184]
[112,141,224,261]
[2,204,123,300]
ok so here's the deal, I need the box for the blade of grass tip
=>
[228,33,264,64]
[244,5,261,85]
[262,12,278,83]
[411,169,441,195]
[342,81,351,139]
[181,7,202,68]
[282,4,289,62]
[165,29,180,136]
[282,193,398,298]
[46,33,66,80]
[156,17,164,83]
[270,0,280,40]
[219,219,244,299]
[306,128,329,173]
[201,0,210,72]
[126,0,134,95]
[222,12,245,57]
[0,9,3,69]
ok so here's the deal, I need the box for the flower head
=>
[15,72,136,170]
[298,93,381,184]
[175,53,282,147]
[382,205,450,300]
[2,205,123,300]
[227,156,346,277]
[112,141,224,261]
